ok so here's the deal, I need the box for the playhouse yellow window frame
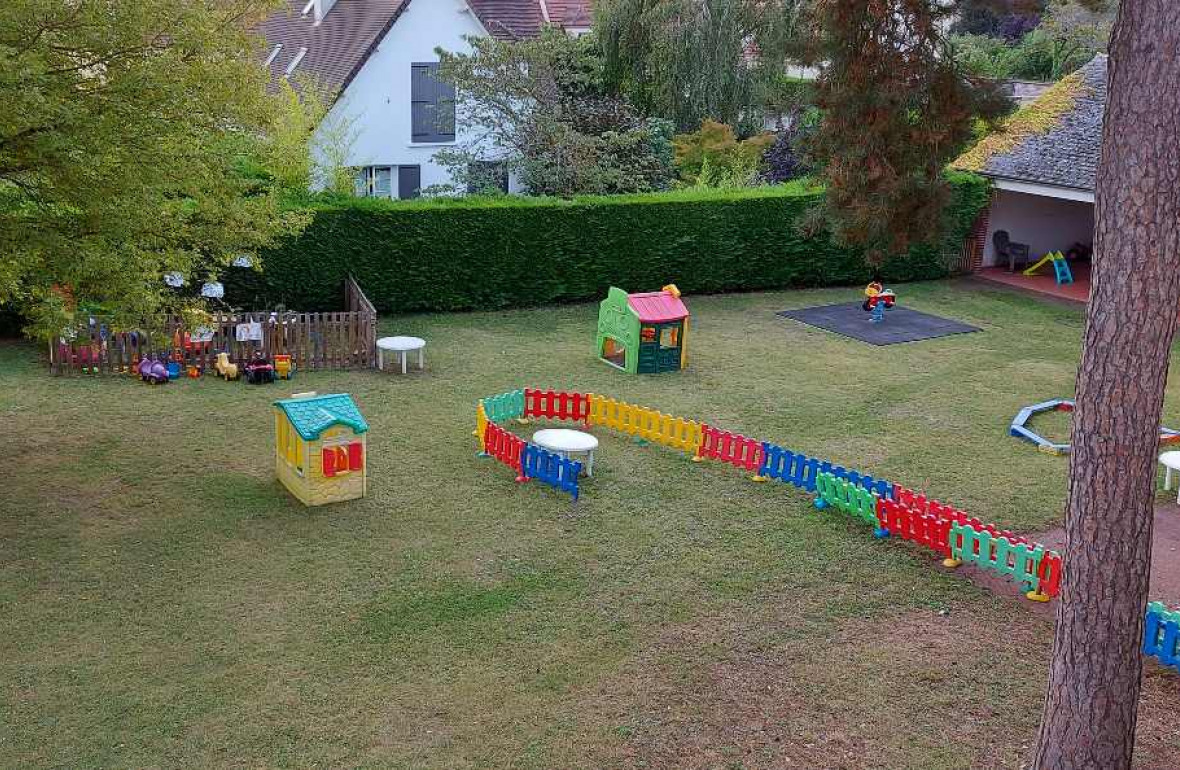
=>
[275,415,306,477]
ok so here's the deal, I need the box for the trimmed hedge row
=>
[228,174,989,314]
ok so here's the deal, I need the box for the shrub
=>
[672,120,774,187]
[226,174,990,314]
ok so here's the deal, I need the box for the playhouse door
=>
[656,323,682,372]
[637,325,660,373]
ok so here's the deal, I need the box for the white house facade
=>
[256,0,592,199]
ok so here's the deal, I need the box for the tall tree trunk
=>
[1032,3,1180,768]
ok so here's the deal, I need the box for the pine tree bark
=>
[1031,3,1180,768]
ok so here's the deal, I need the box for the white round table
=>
[533,428,599,477]
[376,336,425,374]
[1161,451,1180,503]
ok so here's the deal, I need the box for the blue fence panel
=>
[760,443,797,483]
[1144,602,1180,672]
[521,444,582,501]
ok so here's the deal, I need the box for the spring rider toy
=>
[862,282,896,323]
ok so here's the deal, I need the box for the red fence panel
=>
[696,425,763,474]
[523,389,590,422]
[483,422,526,481]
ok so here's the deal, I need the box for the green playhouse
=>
[596,284,690,374]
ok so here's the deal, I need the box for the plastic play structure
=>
[244,351,276,385]
[1010,398,1180,455]
[273,393,368,506]
[274,354,295,380]
[137,356,169,385]
[215,352,240,381]
[597,284,689,374]
[862,281,896,323]
[474,387,1064,602]
[1022,251,1073,286]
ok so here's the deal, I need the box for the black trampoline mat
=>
[777,302,981,346]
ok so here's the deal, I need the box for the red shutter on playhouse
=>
[323,446,337,477]
[348,442,363,471]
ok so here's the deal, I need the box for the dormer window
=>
[312,0,339,24]
[285,47,307,77]
[264,44,282,66]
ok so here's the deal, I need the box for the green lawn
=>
[3,280,1179,769]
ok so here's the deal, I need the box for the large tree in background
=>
[800,0,1006,265]
[596,0,803,132]
[1031,2,1180,767]
[0,0,308,339]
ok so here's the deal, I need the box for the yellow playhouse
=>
[273,392,369,506]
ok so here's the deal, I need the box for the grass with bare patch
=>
[3,280,1180,768]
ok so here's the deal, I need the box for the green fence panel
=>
[483,389,525,423]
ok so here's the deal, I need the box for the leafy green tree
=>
[1039,0,1114,78]
[0,0,309,339]
[596,0,804,132]
[435,29,674,197]
[799,0,1008,265]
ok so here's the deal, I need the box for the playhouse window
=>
[640,326,656,343]
[601,337,627,369]
[660,326,678,347]
[322,441,363,478]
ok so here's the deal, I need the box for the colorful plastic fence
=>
[475,388,1063,603]
[524,388,590,423]
[1144,602,1180,672]
[483,389,526,424]
[521,444,583,501]
[697,426,764,478]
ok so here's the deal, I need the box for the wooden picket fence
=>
[49,276,378,376]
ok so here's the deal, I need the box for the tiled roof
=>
[275,394,370,440]
[628,290,689,324]
[468,0,545,39]
[546,0,592,27]
[255,0,408,95]
[978,55,1107,192]
[256,0,593,97]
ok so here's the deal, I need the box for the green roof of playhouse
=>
[274,393,369,440]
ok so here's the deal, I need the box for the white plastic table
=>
[533,428,599,477]
[1161,451,1180,503]
[376,336,425,374]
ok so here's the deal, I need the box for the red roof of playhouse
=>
[628,286,689,323]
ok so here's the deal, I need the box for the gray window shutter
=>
[398,165,421,199]
[411,63,455,143]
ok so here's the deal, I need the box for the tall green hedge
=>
[228,173,989,314]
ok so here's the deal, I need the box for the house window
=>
[355,166,420,199]
[411,63,455,143]
[467,161,509,194]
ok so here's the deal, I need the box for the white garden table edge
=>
[532,428,599,477]
[1160,450,1180,504]
[376,336,426,374]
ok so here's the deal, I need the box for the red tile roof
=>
[256,0,408,95]
[628,290,689,323]
[467,0,544,39]
[545,0,592,28]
